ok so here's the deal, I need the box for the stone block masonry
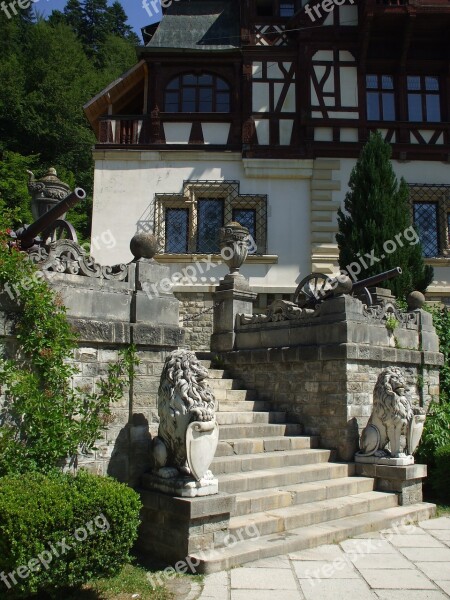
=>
[0,255,184,487]
[175,291,214,351]
[216,293,443,461]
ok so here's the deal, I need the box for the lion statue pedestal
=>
[146,349,219,497]
[356,366,426,466]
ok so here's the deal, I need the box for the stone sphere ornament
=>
[333,274,353,296]
[407,291,426,311]
[130,233,159,260]
[219,221,250,276]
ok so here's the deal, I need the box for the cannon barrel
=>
[17,187,86,248]
[352,267,402,291]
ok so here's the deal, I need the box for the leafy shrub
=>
[0,469,142,598]
[0,230,138,475]
[432,444,450,503]
[415,400,450,466]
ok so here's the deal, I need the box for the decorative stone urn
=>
[219,221,250,277]
[27,168,71,221]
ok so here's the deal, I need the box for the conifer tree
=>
[336,131,433,298]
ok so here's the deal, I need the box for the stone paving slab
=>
[416,563,450,581]
[420,518,450,530]
[358,568,437,589]
[230,567,298,590]
[197,516,450,600]
[375,591,450,600]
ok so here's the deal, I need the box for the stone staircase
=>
[190,360,436,572]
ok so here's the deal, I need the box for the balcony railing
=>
[99,116,148,145]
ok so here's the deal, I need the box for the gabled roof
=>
[83,60,147,133]
[144,0,240,51]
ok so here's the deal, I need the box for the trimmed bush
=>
[433,444,450,503]
[0,470,142,598]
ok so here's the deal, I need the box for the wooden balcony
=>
[99,116,149,145]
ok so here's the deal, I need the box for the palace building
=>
[84,0,450,349]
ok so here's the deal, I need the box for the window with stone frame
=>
[409,184,450,258]
[154,181,267,255]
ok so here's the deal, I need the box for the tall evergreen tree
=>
[336,131,433,298]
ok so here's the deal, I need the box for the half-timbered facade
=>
[85,0,450,347]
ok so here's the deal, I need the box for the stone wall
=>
[175,291,214,351]
[222,344,441,461]
[213,290,443,461]
[0,251,184,487]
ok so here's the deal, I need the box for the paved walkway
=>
[199,516,450,600]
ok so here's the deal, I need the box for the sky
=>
[39,0,162,36]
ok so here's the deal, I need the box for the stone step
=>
[212,448,331,475]
[229,491,398,540]
[214,389,258,401]
[215,435,319,457]
[209,378,244,390]
[189,502,436,574]
[216,411,286,426]
[233,476,375,517]
[216,401,271,413]
[208,369,228,379]
[219,423,303,440]
[217,461,352,494]
[199,360,212,368]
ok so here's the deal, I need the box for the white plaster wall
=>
[91,152,312,292]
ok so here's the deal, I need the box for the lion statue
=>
[359,366,424,458]
[150,349,216,477]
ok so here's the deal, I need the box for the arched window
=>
[164,73,231,113]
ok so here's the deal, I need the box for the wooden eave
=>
[83,60,147,136]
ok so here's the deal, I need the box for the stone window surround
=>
[154,180,268,256]
[409,183,450,259]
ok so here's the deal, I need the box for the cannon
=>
[11,187,86,250]
[293,267,402,309]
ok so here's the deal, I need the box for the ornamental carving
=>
[28,239,128,281]
[363,299,419,326]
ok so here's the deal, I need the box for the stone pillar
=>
[211,274,257,352]
[355,463,427,506]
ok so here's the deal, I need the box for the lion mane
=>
[359,366,414,458]
[154,350,215,473]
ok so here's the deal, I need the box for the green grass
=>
[436,504,450,517]
[37,562,201,600]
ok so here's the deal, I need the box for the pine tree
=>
[336,131,433,298]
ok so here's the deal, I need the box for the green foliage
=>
[336,131,433,298]
[385,316,398,333]
[415,400,450,465]
[0,3,139,243]
[415,305,450,486]
[432,444,450,503]
[0,151,37,228]
[0,470,142,598]
[427,305,450,403]
[0,231,138,475]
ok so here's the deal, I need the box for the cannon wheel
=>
[41,220,78,245]
[293,272,330,308]
[354,286,373,307]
